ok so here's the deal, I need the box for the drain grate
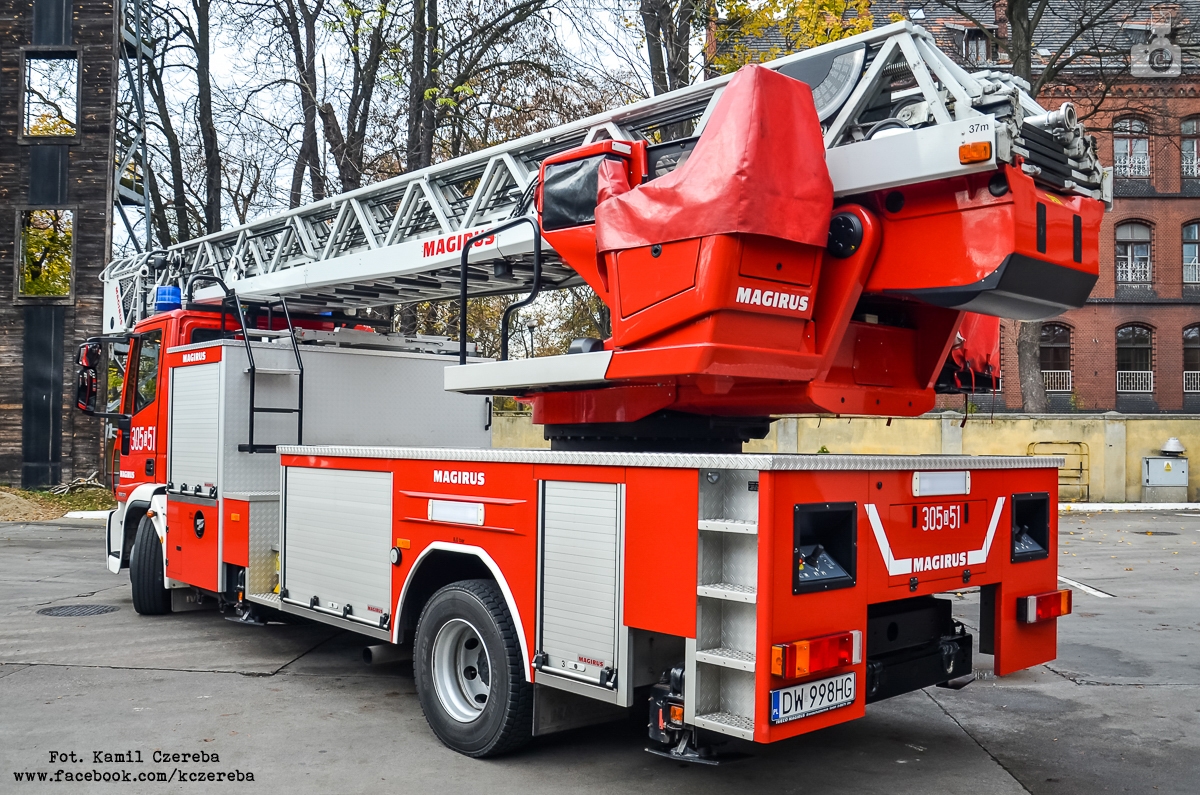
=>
[38,604,120,617]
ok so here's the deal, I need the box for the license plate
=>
[769,672,855,724]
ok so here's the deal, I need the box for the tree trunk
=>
[1001,0,1046,412]
[193,0,222,234]
[280,0,325,205]
[145,55,189,242]
[301,2,324,201]
[640,0,670,95]
[666,0,695,90]
[144,168,173,249]
[1016,320,1048,412]
[405,0,427,171]
[416,0,440,170]
[1005,0,1033,84]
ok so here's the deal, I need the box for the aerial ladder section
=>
[100,22,1109,341]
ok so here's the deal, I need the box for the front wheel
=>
[129,515,171,615]
[414,579,532,757]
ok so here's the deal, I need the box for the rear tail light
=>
[771,630,862,679]
[1017,589,1072,623]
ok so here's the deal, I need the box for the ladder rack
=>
[101,22,1108,334]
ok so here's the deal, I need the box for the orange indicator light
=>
[958,141,992,164]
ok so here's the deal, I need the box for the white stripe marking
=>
[867,497,1004,577]
[1057,575,1115,598]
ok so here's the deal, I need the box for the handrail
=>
[458,216,543,365]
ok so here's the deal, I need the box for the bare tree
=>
[318,0,400,192]
[191,0,222,233]
[239,0,329,206]
[403,0,553,171]
[145,37,192,244]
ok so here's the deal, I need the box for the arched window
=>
[1114,117,1150,177]
[1184,223,1199,284]
[1115,222,1152,283]
[1185,325,1200,393]
[1116,324,1154,392]
[1039,323,1072,391]
[1183,118,1199,179]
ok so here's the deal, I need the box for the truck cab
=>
[77,307,232,573]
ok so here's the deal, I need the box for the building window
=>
[1115,222,1152,283]
[1185,326,1200,393]
[1116,324,1154,393]
[1039,323,1072,391]
[18,208,73,297]
[1185,222,1199,284]
[1114,117,1150,178]
[964,30,990,63]
[23,52,78,137]
[1184,118,1200,179]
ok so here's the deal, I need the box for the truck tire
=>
[130,515,172,615]
[414,579,532,757]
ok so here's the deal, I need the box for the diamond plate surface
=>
[694,660,721,715]
[720,667,756,719]
[698,531,724,588]
[695,711,754,732]
[697,598,755,653]
[247,497,280,596]
[278,445,1062,471]
[721,533,757,590]
[696,647,754,664]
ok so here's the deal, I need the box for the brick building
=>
[0,0,114,486]
[1027,80,1200,413]
[872,2,1200,413]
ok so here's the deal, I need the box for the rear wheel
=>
[130,515,171,615]
[414,579,532,757]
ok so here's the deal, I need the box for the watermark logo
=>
[1131,25,1181,78]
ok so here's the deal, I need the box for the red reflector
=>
[771,631,862,678]
[1018,589,1072,623]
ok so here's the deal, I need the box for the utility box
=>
[1142,456,1189,503]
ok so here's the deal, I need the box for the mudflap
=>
[105,509,122,573]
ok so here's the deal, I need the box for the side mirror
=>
[76,341,101,369]
[75,342,102,414]
[75,366,98,414]
[116,415,132,456]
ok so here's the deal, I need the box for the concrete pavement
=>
[1,514,1197,793]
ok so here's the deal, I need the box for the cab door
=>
[121,327,166,490]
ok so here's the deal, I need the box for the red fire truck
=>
[77,24,1101,761]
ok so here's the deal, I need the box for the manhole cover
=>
[37,605,120,617]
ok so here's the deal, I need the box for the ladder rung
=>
[238,444,279,453]
[254,407,300,414]
[247,367,301,375]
